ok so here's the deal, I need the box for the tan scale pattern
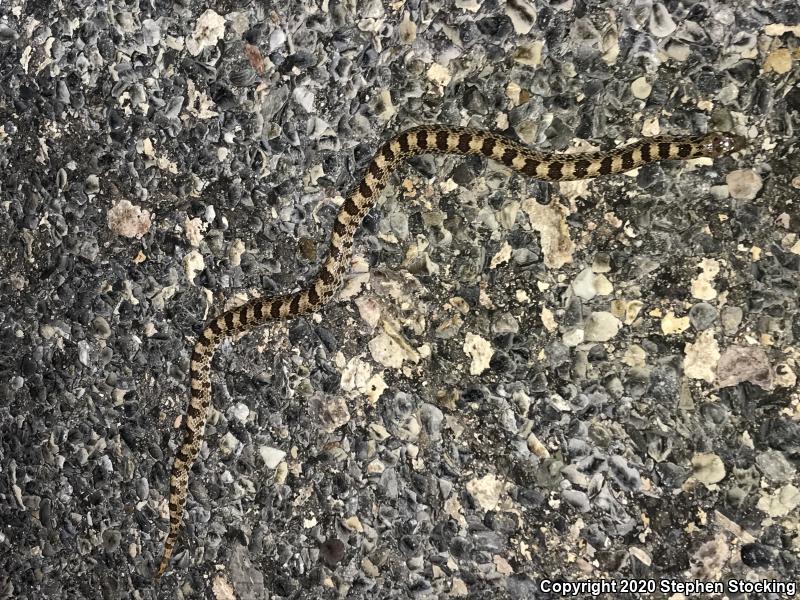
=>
[156,125,744,577]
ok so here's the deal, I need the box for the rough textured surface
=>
[0,1,798,599]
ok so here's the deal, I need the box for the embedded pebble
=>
[755,450,795,484]
[505,0,537,35]
[466,473,506,510]
[513,41,543,66]
[463,333,494,374]
[726,169,763,200]
[592,253,611,273]
[631,77,652,100]
[521,199,575,268]
[562,328,585,347]
[684,331,720,382]
[689,302,718,330]
[427,63,452,87]
[399,12,417,43]
[716,346,773,390]
[318,396,351,432]
[691,258,720,301]
[692,453,726,486]
[187,10,226,56]
[183,250,206,284]
[720,306,743,334]
[456,0,482,11]
[584,312,621,342]
[763,48,793,74]
[141,19,161,46]
[269,28,286,51]
[757,485,800,518]
[292,87,314,112]
[666,41,691,61]
[228,403,250,423]
[369,331,419,369]
[570,268,598,300]
[259,446,286,469]
[562,489,591,512]
[418,403,444,441]
[319,539,346,566]
[649,3,677,37]
[774,363,796,388]
[219,432,241,457]
[608,455,642,492]
[690,536,730,580]
[107,200,152,239]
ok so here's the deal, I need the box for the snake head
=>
[699,132,746,157]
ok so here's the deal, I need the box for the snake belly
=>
[156,125,744,577]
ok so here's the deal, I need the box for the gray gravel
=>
[1,1,799,599]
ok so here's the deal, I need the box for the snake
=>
[156,125,744,577]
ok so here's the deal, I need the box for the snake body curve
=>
[156,125,744,577]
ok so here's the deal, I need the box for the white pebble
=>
[229,402,250,423]
[584,312,621,342]
[631,77,651,99]
[186,10,226,57]
[219,432,240,456]
[505,0,537,35]
[259,446,286,469]
[292,86,314,112]
[649,3,677,37]
[726,169,763,200]
[570,268,597,300]
[269,28,286,51]
[562,328,585,347]
[463,333,493,375]
[141,19,161,46]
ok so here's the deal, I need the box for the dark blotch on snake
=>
[187,402,203,419]
[436,130,449,151]
[620,151,635,170]
[522,158,539,176]
[458,134,471,153]
[342,197,358,217]
[398,133,409,154]
[574,159,590,178]
[501,148,517,166]
[547,161,563,180]
[358,180,372,199]
[368,161,382,180]
[320,268,334,285]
